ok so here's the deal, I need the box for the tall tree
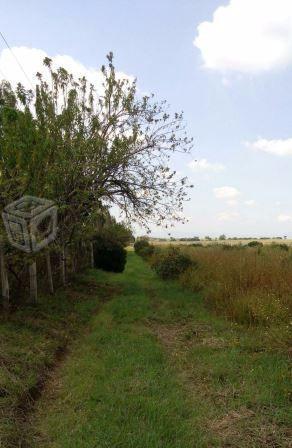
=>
[0,53,194,293]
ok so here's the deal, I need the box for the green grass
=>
[0,274,117,447]
[1,253,291,447]
[30,253,290,447]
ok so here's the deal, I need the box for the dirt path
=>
[23,254,290,448]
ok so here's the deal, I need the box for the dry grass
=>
[160,244,292,348]
[150,238,292,246]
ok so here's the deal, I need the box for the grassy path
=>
[29,253,290,447]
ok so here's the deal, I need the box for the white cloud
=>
[194,0,292,74]
[0,46,133,91]
[278,214,292,222]
[188,158,225,172]
[245,200,256,206]
[245,138,292,156]
[214,186,240,199]
[226,199,238,207]
[218,211,239,221]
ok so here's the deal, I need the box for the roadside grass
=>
[30,253,291,447]
[0,273,117,447]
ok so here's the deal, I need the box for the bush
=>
[93,236,127,273]
[247,241,263,248]
[134,239,150,254]
[222,244,243,251]
[270,243,289,252]
[138,245,155,258]
[151,248,194,280]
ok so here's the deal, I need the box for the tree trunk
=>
[90,241,94,268]
[60,245,66,286]
[46,252,54,294]
[0,243,9,310]
[29,261,37,304]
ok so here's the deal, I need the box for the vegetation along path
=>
[26,253,290,447]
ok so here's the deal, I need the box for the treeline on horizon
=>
[140,235,287,242]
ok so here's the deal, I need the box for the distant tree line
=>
[145,235,286,242]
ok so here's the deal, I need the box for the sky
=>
[1,0,292,238]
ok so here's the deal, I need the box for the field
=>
[150,238,292,246]
[1,252,291,447]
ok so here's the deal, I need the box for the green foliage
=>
[138,245,155,258]
[151,247,194,280]
[270,243,289,251]
[106,222,134,247]
[0,54,192,303]
[134,238,151,254]
[93,236,127,273]
[221,243,242,250]
[93,215,134,247]
[0,54,193,243]
[247,240,263,247]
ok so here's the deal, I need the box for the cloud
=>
[278,214,292,222]
[245,200,256,206]
[0,46,133,91]
[218,211,239,221]
[245,138,292,156]
[226,199,238,207]
[194,0,292,74]
[188,158,225,172]
[214,186,240,199]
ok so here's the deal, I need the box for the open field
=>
[150,239,292,246]
[147,242,292,349]
[1,253,290,447]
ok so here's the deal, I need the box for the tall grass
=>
[178,245,292,329]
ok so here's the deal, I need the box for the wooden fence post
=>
[46,252,54,294]
[0,241,9,310]
[29,260,37,304]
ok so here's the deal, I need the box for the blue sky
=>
[2,0,292,238]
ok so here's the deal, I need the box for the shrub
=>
[93,236,127,273]
[222,244,243,250]
[100,221,134,247]
[270,243,289,252]
[247,241,263,248]
[151,248,194,280]
[138,245,155,258]
[221,244,234,250]
[134,239,150,254]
